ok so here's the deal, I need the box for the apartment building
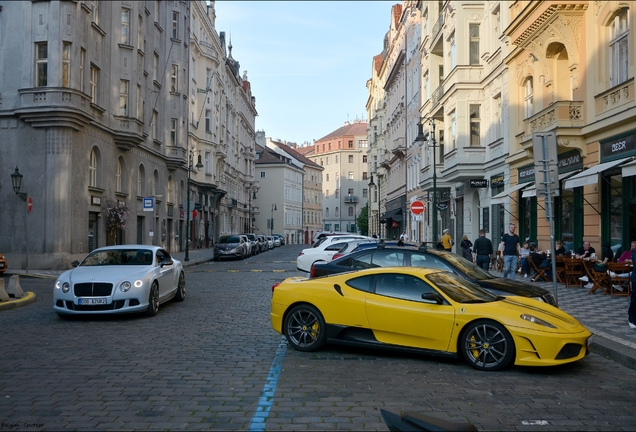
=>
[0,0,256,269]
[309,121,370,235]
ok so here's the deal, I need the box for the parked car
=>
[256,235,268,253]
[311,231,350,245]
[242,233,258,255]
[0,252,6,274]
[240,235,253,257]
[273,234,285,245]
[214,235,247,260]
[266,236,275,250]
[53,245,185,317]
[273,236,281,247]
[271,266,591,371]
[310,244,558,306]
[296,237,371,273]
[312,234,371,249]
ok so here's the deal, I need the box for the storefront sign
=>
[490,174,505,188]
[470,179,488,188]
[601,132,636,160]
[517,149,583,182]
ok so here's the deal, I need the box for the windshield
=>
[81,249,153,266]
[219,235,240,243]
[427,272,498,303]
[430,251,494,281]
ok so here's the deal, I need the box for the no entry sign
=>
[410,200,425,215]
[27,196,33,213]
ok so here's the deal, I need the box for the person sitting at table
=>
[518,241,531,277]
[554,240,567,256]
[593,243,614,273]
[618,241,636,263]
[529,245,552,282]
[575,241,596,260]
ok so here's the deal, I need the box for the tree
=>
[357,203,369,236]
[103,198,131,245]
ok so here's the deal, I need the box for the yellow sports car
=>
[271,267,591,371]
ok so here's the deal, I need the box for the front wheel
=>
[174,273,186,302]
[460,319,515,371]
[284,304,327,352]
[146,282,160,317]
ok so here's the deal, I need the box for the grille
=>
[65,300,125,311]
[555,343,583,359]
[74,282,113,297]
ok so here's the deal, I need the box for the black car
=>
[310,244,557,306]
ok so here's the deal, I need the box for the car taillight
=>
[309,264,316,278]
[271,281,281,294]
[332,253,344,260]
[298,252,305,257]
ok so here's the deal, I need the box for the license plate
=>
[78,298,107,305]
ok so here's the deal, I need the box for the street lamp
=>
[185,150,203,262]
[415,119,438,243]
[270,204,277,236]
[368,175,376,237]
[10,166,27,201]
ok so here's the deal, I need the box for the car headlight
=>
[55,281,70,293]
[120,281,132,292]
[134,280,143,288]
[520,313,557,328]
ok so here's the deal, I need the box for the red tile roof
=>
[315,121,368,142]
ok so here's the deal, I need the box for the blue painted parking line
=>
[249,336,287,431]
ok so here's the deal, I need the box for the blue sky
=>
[214,1,396,146]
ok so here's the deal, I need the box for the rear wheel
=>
[460,319,515,371]
[284,304,327,352]
[174,273,186,302]
[146,282,160,316]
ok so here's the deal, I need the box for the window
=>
[359,140,368,148]
[170,118,177,146]
[138,165,145,197]
[206,67,212,88]
[326,157,330,165]
[335,155,338,163]
[260,171,266,178]
[136,84,142,119]
[151,110,158,140]
[326,190,330,197]
[121,9,130,45]
[524,77,534,119]
[348,207,354,217]
[335,207,340,217]
[470,104,480,147]
[348,140,354,148]
[35,42,48,87]
[171,64,178,92]
[119,80,129,116]
[62,42,71,87]
[610,9,629,87]
[469,24,480,64]
[89,149,97,188]
[205,110,211,132]
[116,158,122,192]
[348,188,354,195]
[450,32,456,69]
[450,111,456,150]
[79,48,85,92]
[137,15,144,50]
[348,155,354,163]
[335,189,339,198]
[153,53,159,82]
[153,0,159,23]
[90,65,98,103]
[205,151,211,174]
[425,72,430,100]
[348,172,354,180]
[326,174,329,181]
[363,188,368,198]
[363,155,367,163]
[172,12,179,40]
[493,94,502,140]
[91,1,99,25]
[362,172,368,180]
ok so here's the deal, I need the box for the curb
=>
[0,291,37,312]
[590,335,636,371]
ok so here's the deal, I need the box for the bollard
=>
[7,275,25,298]
[0,279,9,302]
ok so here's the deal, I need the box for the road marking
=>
[249,337,287,431]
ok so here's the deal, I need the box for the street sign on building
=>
[410,200,425,215]
[27,196,33,213]
[532,132,558,198]
[143,197,155,212]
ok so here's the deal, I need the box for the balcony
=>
[16,87,93,131]
[112,116,145,151]
[344,196,358,204]
[594,78,634,118]
[519,100,585,152]
[165,145,186,171]
[431,84,444,107]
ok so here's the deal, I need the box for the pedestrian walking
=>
[399,231,409,243]
[500,223,521,280]
[472,229,493,270]
[460,235,473,262]
[441,229,453,251]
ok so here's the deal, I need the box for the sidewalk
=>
[2,248,635,370]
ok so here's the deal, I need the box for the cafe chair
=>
[583,260,611,295]
[607,262,631,297]
[528,256,550,282]
[554,255,567,284]
[564,258,584,288]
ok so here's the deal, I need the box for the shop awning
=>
[380,208,403,221]
[521,171,579,198]
[622,159,636,178]
[491,182,534,205]
[564,157,631,189]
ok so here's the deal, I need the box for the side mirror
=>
[160,258,174,268]
[421,292,443,305]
